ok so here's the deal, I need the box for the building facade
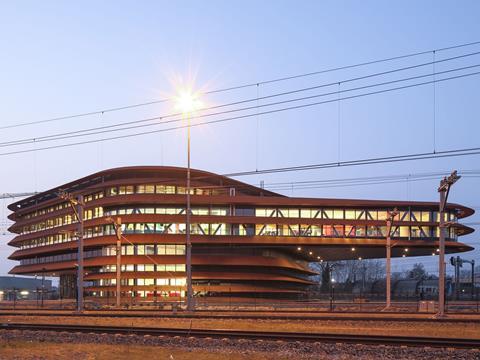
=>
[0,276,53,301]
[7,166,475,300]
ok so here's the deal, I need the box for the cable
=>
[224,147,480,178]
[1,72,479,165]
[2,65,480,150]
[2,40,480,130]
[3,53,480,147]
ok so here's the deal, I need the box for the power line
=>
[2,40,479,130]
[3,55,480,148]
[224,147,480,178]
[1,68,480,154]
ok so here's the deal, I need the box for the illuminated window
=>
[399,226,409,237]
[166,264,176,272]
[166,245,176,255]
[211,207,228,216]
[145,264,155,271]
[366,210,377,220]
[157,245,166,255]
[333,209,344,219]
[323,225,334,236]
[323,209,333,219]
[345,210,356,220]
[377,211,388,221]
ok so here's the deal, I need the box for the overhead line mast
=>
[56,189,85,313]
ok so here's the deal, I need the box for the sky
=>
[0,1,479,277]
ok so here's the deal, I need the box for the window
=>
[355,226,366,237]
[333,209,344,219]
[145,245,155,255]
[345,210,356,220]
[323,225,334,236]
[411,211,421,222]
[257,224,276,236]
[192,207,208,216]
[278,208,299,218]
[211,223,228,235]
[145,264,155,271]
[236,207,255,216]
[119,186,134,195]
[421,212,430,222]
[333,225,344,236]
[157,264,166,271]
[166,245,176,255]
[166,264,176,272]
[176,245,186,255]
[157,245,166,255]
[377,211,388,221]
[323,209,333,219]
[211,207,228,216]
[144,279,155,286]
[300,209,316,219]
[255,208,276,217]
[176,264,186,271]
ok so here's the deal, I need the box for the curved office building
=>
[7,166,475,300]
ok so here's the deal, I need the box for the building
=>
[0,276,53,301]
[6,166,475,301]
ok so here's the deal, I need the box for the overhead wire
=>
[2,40,479,130]
[3,52,480,148]
[1,69,480,156]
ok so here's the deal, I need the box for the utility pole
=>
[437,170,461,317]
[57,190,85,313]
[106,216,122,308]
[385,208,399,310]
[41,268,45,308]
[186,114,194,312]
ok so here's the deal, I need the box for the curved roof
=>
[8,166,283,211]
[8,166,475,220]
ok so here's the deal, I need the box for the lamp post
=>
[437,170,461,317]
[175,90,202,312]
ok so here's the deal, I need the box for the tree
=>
[408,263,428,280]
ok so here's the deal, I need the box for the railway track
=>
[0,310,479,323]
[0,322,479,349]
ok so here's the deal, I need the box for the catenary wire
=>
[1,40,479,130]
[1,68,479,153]
[3,56,480,148]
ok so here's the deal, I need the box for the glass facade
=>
[8,169,471,301]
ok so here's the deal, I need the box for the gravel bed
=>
[0,330,479,359]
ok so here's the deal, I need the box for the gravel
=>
[0,329,479,360]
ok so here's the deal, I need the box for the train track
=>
[0,322,479,349]
[0,310,479,323]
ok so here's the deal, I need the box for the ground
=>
[0,314,479,339]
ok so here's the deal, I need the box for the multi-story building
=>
[6,166,475,300]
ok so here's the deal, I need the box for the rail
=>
[0,323,479,349]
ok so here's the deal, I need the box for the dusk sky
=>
[0,1,479,276]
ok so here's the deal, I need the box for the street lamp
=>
[175,89,202,312]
